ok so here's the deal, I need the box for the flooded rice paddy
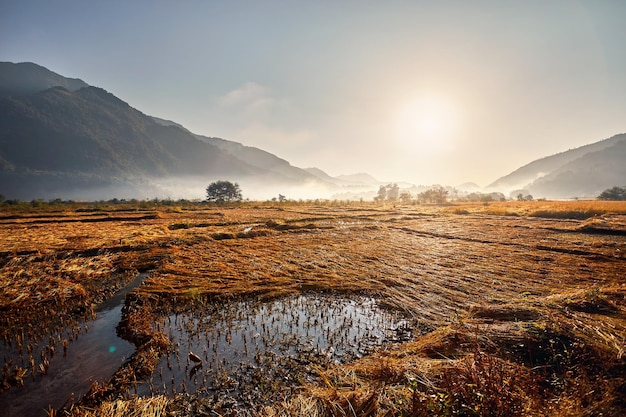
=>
[1,279,413,415]
[0,274,147,416]
[136,293,413,407]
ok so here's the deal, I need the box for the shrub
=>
[598,186,626,201]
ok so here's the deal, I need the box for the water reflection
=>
[139,293,412,404]
[0,273,147,417]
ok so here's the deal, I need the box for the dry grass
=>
[2,201,625,416]
[442,200,626,218]
[59,395,169,417]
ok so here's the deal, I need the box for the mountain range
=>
[0,62,374,200]
[489,133,626,198]
[0,61,623,200]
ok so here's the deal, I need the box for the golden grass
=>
[60,395,169,417]
[442,200,626,218]
[2,200,625,416]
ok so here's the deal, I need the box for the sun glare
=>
[393,95,459,154]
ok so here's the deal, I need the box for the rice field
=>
[0,201,625,416]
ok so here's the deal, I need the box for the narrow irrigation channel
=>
[0,273,148,417]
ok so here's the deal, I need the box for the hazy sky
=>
[2,1,625,186]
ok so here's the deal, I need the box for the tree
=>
[387,183,400,201]
[374,185,387,202]
[374,183,400,202]
[205,180,242,203]
[417,186,448,204]
[598,186,626,201]
[431,186,448,204]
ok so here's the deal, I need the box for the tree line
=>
[2,183,625,208]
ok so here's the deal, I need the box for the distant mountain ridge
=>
[0,61,380,200]
[0,62,328,200]
[489,133,626,198]
[0,85,261,198]
[6,62,617,201]
[0,62,89,96]
[150,117,318,184]
[305,168,381,187]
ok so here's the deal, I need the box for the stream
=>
[0,273,147,417]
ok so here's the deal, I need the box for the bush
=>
[598,186,626,201]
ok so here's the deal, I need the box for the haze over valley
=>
[1,2,625,201]
[0,61,624,201]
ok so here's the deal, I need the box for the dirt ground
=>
[1,201,625,416]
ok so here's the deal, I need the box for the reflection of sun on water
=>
[393,95,459,154]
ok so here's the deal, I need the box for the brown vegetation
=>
[1,201,625,416]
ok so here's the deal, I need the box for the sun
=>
[393,95,459,154]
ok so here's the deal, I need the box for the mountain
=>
[305,167,338,183]
[305,168,381,187]
[489,134,626,198]
[335,172,380,185]
[0,62,323,200]
[0,62,88,96]
[150,117,319,184]
[456,182,482,192]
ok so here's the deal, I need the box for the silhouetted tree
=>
[598,186,626,201]
[206,180,242,203]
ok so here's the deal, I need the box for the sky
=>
[1,1,625,187]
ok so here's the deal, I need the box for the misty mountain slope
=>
[150,117,320,184]
[195,136,318,183]
[0,62,339,200]
[527,137,626,198]
[305,168,381,187]
[0,61,89,97]
[486,133,626,198]
[489,134,625,190]
[335,172,380,185]
[0,85,274,199]
[305,167,337,183]
[0,86,258,177]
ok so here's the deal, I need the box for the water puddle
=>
[136,293,412,408]
[0,273,147,417]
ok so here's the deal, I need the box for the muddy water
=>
[137,294,412,407]
[0,273,147,417]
